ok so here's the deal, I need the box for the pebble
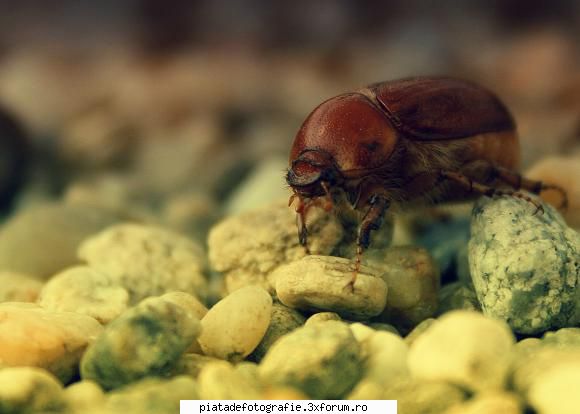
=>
[80,294,201,390]
[0,271,43,302]
[358,331,410,385]
[437,282,481,315]
[0,367,68,414]
[0,302,103,382]
[106,376,199,414]
[198,286,272,361]
[304,312,342,325]
[371,247,439,331]
[445,391,523,414]
[274,255,388,320]
[171,353,222,378]
[38,266,130,324]
[259,320,362,399]
[250,302,305,361]
[383,379,466,414]
[525,155,580,228]
[469,196,580,334]
[407,310,515,392]
[64,380,105,412]
[224,156,291,214]
[0,202,120,279]
[78,223,208,303]
[208,200,344,294]
[528,360,580,414]
[198,361,262,400]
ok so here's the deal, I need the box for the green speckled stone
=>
[469,196,580,334]
[80,296,200,390]
[259,320,362,399]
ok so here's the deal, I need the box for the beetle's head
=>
[286,149,341,199]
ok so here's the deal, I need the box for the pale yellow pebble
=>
[0,302,103,382]
[160,291,209,353]
[274,255,388,320]
[528,361,580,414]
[347,379,385,400]
[408,311,515,391]
[198,361,262,400]
[64,380,106,412]
[363,332,410,384]
[199,286,272,361]
[304,312,342,325]
[384,379,466,414]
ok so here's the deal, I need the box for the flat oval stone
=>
[274,255,387,320]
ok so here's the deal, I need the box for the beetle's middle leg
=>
[347,193,390,292]
[440,170,545,214]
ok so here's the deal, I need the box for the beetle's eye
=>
[289,160,322,187]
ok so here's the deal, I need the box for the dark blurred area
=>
[0,0,578,214]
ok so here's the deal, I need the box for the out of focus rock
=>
[260,320,362,399]
[0,107,28,213]
[469,196,579,334]
[78,223,208,303]
[383,379,466,414]
[0,271,43,302]
[0,202,120,279]
[0,302,103,382]
[0,367,68,414]
[437,282,481,315]
[408,310,515,392]
[80,294,201,390]
[38,266,130,324]
[225,156,290,214]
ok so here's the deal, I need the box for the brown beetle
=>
[286,77,566,285]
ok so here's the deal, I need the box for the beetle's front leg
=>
[347,193,390,291]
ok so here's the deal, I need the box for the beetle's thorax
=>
[290,93,399,175]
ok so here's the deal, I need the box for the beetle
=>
[286,77,566,286]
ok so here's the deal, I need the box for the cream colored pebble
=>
[274,255,388,320]
[0,303,103,383]
[198,361,262,400]
[408,310,515,391]
[305,312,342,325]
[64,380,105,412]
[38,266,130,324]
[198,286,272,361]
[528,361,580,414]
[363,331,410,384]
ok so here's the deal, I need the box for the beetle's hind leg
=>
[440,170,546,215]
[489,166,568,210]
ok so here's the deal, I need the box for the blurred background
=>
[0,0,578,226]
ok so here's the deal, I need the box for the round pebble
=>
[38,266,130,324]
[408,310,515,391]
[0,302,103,383]
[80,295,201,390]
[304,312,342,325]
[274,255,388,320]
[78,223,208,303]
[64,380,105,412]
[528,361,580,414]
[259,320,362,399]
[198,286,272,362]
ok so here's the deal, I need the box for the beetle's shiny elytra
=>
[286,77,567,286]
